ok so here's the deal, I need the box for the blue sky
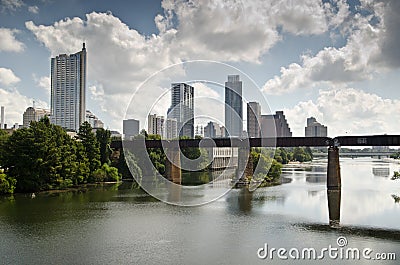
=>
[0,0,399,136]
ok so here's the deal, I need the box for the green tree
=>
[113,150,142,180]
[96,128,112,165]
[77,122,101,174]
[0,129,9,167]
[0,172,16,194]
[92,163,120,182]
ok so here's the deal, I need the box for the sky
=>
[0,0,399,137]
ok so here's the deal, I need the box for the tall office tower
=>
[1,106,4,129]
[123,119,140,139]
[305,117,327,137]
[225,75,243,137]
[204,121,222,138]
[167,83,194,138]
[165,118,178,139]
[247,102,261,138]
[23,107,50,128]
[50,43,87,131]
[261,111,292,137]
[148,114,164,137]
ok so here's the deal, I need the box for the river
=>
[0,157,399,264]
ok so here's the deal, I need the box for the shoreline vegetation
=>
[0,118,314,195]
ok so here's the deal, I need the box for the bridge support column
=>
[327,146,341,189]
[166,149,181,184]
[327,189,341,228]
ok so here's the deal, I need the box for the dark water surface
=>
[1,158,399,264]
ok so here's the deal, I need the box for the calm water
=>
[1,157,400,264]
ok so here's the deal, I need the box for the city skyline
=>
[0,1,399,136]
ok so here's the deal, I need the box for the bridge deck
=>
[111,135,400,149]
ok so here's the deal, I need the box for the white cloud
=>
[28,5,38,14]
[262,0,399,95]
[284,87,400,136]
[34,75,50,95]
[0,88,35,126]
[0,28,25,52]
[1,0,24,12]
[24,1,391,130]
[0,67,20,86]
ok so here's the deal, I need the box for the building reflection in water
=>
[372,167,390,177]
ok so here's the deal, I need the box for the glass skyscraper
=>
[225,75,243,137]
[167,83,194,138]
[50,43,86,131]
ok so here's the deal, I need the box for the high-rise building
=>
[23,107,50,128]
[247,102,261,138]
[1,106,4,129]
[305,117,327,137]
[167,83,194,138]
[123,119,140,139]
[50,43,86,131]
[165,118,178,139]
[225,75,243,137]
[204,121,222,138]
[261,111,292,137]
[86,110,104,129]
[148,114,164,137]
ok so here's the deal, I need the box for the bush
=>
[0,173,16,194]
[91,163,120,182]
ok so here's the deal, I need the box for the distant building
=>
[1,106,4,129]
[148,114,164,137]
[51,43,86,131]
[204,121,222,138]
[225,75,243,137]
[165,118,178,139]
[210,147,238,170]
[220,126,226,138]
[167,83,194,138]
[23,107,50,128]
[195,125,203,137]
[261,111,292,137]
[86,110,104,129]
[110,130,122,139]
[305,117,327,137]
[247,102,261,138]
[123,119,140,139]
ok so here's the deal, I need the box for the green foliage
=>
[77,122,101,174]
[390,152,400,159]
[145,134,166,175]
[0,129,9,167]
[2,117,91,192]
[180,135,209,171]
[113,150,142,180]
[0,173,16,194]
[251,148,282,183]
[96,128,112,165]
[91,163,120,182]
[292,147,313,162]
[392,171,400,180]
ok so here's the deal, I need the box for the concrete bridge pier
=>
[165,148,181,184]
[327,146,341,227]
[327,146,341,189]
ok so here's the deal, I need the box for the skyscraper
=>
[247,102,261,138]
[305,117,327,137]
[123,119,140,139]
[165,118,178,139]
[167,83,194,138]
[1,106,4,129]
[261,111,292,137]
[50,43,86,131]
[225,75,243,137]
[147,114,164,137]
